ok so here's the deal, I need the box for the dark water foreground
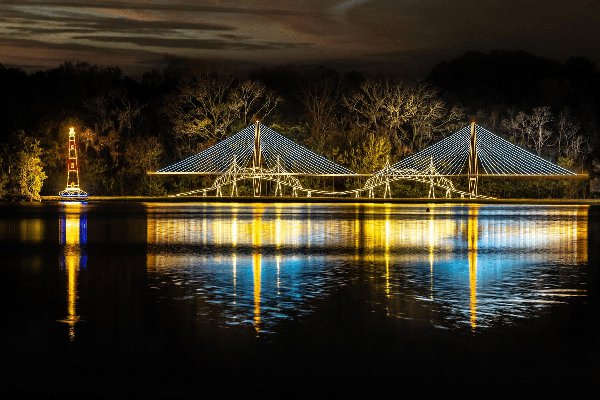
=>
[1,202,598,397]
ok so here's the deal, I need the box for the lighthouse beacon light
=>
[59,127,88,199]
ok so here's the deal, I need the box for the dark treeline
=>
[0,49,599,200]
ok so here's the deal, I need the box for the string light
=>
[59,127,88,198]
[157,123,575,198]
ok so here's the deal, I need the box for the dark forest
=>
[1,50,599,199]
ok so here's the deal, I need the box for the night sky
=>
[1,0,599,76]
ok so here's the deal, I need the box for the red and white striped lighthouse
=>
[59,127,87,198]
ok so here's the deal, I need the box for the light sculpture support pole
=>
[275,156,283,197]
[428,157,436,199]
[468,121,478,198]
[252,121,262,197]
[230,155,239,197]
[383,156,391,199]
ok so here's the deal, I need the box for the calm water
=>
[1,202,599,396]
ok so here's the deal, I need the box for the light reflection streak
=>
[145,204,589,332]
[468,206,479,330]
[252,207,262,333]
[276,255,281,295]
[253,252,262,333]
[428,208,435,300]
[19,218,44,242]
[384,209,390,298]
[232,254,237,304]
[58,202,87,341]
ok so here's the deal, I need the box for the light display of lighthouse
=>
[59,127,88,198]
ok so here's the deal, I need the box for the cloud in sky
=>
[1,0,599,75]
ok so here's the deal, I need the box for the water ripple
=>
[145,203,590,333]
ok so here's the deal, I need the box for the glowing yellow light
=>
[253,252,261,334]
[60,211,81,340]
[231,216,238,248]
[252,205,263,248]
[384,209,391,298]
[428,209,435,300]
[18,218,44,243]
[65,253,79,340]
[576,206,588,264]
[275,208,282,249]
[252,208,262,334]
[354,204,360,244]
[232,254,237,304]
[468,206,479,331]
[65,214,80,246]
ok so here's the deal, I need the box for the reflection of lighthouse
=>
[59,127,87,198]
[59,203,88,340]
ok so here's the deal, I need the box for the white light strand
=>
[476,126,574,175]
[158,123,355,175]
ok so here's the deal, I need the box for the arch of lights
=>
[152,122,578,199]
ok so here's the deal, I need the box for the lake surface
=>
[1,202,598,396]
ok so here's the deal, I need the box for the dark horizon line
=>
[2,49,598,80]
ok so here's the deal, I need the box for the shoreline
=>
[38,195,600,205]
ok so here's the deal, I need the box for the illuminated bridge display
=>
[153,122,580,199]
[392,124,575,176]
[157,123,354,176]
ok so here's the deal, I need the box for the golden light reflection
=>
[354,204,360,262]
[146,204,588,261]
[252,207,262,334]
[468,206,479,331]
[231,215,238,247]
[19,219,44,242]
[65,250,79,340]
[59,203,84,341]
[428,208,435,300]
[232,254,237,304]
[384,209,391,298]
[576,207,588,264]
[275,204,282,249]
[144,204,589,331]
[253,252,261,333]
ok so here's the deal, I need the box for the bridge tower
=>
[59,127,87,198]
[252,121,262,197]
[467,121,478,198]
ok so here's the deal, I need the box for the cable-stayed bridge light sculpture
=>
[156,122,356,197]
[369,122,577,199]
[153,121,579,198]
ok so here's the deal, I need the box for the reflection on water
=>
[146,203,589,333]
[469,206,478,330]
[58,202,87,340]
